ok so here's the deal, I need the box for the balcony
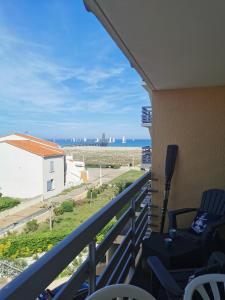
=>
[141,146,151,170]
[0,172,157,300]
[141,106,152,128]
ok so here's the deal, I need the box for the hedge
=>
[0,197,20,211]
[85,163,120,169]
[0,230,70,259]
[0,219,117,259]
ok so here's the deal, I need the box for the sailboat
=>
[122,136,126,144]
[95,137,99,142]
[83,137,87,143]
[112,137,115,143]
[109,137,112,143]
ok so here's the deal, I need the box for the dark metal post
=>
[88,239,96,294]
[146,181,152,238]
[131,197,136,269]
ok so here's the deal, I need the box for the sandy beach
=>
[63,146,142,166]
[64,146,141,151]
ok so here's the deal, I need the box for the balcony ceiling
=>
[84,0,225,90]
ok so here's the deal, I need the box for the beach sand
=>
[63,146,142,166]
[64,146,141,151]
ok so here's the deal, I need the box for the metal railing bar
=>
[135,207,148,237]
[135,222,148,253]
[135,204,148,229]
[96,229,131,289]
[131,196,136,270]
[134,187,148,209]
[95,208,132,263]
[54,260,89,300]
[135,211,148,239]
[116,255,132,284]
[88,239,96,294]
[107,243,132,285]
[135,213,148,241]
[0,172,150,300]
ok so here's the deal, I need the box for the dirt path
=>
[0,203,44,228]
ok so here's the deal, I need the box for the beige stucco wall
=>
[151,86,225,230]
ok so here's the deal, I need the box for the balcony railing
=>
[141,146,151,170]
[142,106,152,127]
[0,172,155,300]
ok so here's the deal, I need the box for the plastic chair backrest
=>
[184,273,225,300]
[86,284,156,300]
[201,189,225,216]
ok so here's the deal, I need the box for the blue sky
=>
[0,0,150,139]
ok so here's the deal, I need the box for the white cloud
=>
[0,30,126,114]
[0,13,149,138]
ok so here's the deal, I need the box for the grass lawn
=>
[111,169,144,184]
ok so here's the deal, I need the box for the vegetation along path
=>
[0,166,129,233]
[0,170,144,260]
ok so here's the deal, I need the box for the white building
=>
[0,133,65,199]
[65,156,88,188]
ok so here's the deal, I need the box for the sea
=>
[50,138,151,148]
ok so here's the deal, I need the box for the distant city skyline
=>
[0,0,150,139]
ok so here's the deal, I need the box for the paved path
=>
[48,167,129,204]
[0,167,129,235]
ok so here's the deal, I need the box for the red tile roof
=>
[5,140,65,157]
[15,133,59,148]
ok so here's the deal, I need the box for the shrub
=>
[0,197,20,211]
[110,164,120,169]
[96,218,117,243]
[87,189,97,199]
[114,181,132,194]
[61,200,74,212]
[24,220,39,233]
[85,163,121,169]
[96,184,108,194]
[53,206,64,216]
[15,258,28,268]
[0,230,70,259]
[87,184,108,199]
[54,217,63,224]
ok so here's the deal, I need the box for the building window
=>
[47,179,54,191]
[50,161,54,173]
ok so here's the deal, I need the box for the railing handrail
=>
[0,172,151,300]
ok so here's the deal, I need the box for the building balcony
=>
[141,106,152,128]
[141,146,151,170]
[0,172,159,300]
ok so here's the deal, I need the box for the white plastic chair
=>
[184,273,225,300]
[86,284,156,300]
